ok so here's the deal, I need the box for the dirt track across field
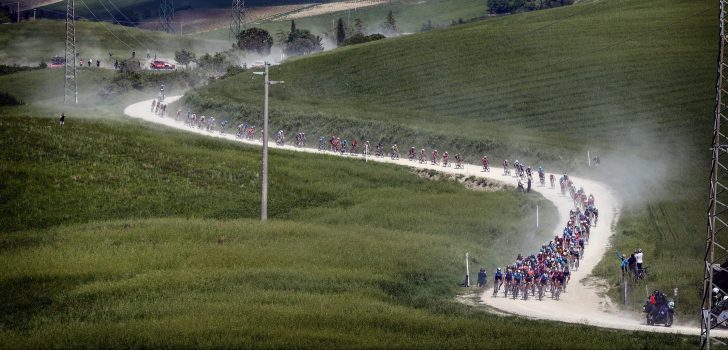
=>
[125,95,727,338]
[277,0,388,20]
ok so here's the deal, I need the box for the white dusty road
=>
[125,96,726,338]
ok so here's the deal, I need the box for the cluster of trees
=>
[282,21,324,56]
[233,11,399,57]
[335,11,395,47]
[487,0,574,14]
[234,21,323,58]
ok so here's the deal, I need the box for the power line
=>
[77,0,133,50]
[104,0,164,48]
[94,0,152,52]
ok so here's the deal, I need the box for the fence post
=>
[622,267,627,305]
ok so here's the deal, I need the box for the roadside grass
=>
[0,217,696,348]
[0,108,694,347]
[0,111,557,248]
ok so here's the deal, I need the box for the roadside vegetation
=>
[0,102,697,347]
[0,0,717,343]
[183,0,716,318]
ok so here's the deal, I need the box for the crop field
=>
[193,0,489,41]
[137,5,315,34]
[0,19,229,65]
[278,0,388,20]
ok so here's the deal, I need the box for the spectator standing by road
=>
[628,253,637,274]
[59,113,65,127]
[635,249,644,271]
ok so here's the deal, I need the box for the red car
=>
[150,60,176,70]
[49,56,65,69]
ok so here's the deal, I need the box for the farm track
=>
[125,96,727,338]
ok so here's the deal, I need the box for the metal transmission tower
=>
[64,0,77,105]
[702,2,728,349]
[159,0,174,33]
[230,0,245,41]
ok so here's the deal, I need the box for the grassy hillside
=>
[0,19,228,64]
[189,0,714,158]
[0,102,701,347]
[183,0,717,317]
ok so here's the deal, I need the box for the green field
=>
[0,91,697,347]
[183,0,717,317]
[0,19,229,64]
[0,0,720,344]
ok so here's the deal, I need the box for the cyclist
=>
[503,159,510,174]
[493,267,503,295]
[409,147,416,160]
[442,151,449,166]
[482,156,489,172]
[220,120,228,134]
[523,269,534,299]
[419,148,426,163]
[391,144,399,159]
[563,266,571,291]
[513,269,523,298]
[504,268,513,296]
[432,149,439,165]
[539,270,549,298]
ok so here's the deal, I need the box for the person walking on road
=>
[477,268,487,288]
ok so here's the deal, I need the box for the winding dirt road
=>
[124,96,726,338]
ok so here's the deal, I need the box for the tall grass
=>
[0,218,696,348]
[183,0,717,318]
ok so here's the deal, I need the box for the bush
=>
[340,33,386,46]
[0,91,23,106]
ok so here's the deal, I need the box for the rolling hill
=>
[183,0,717,315]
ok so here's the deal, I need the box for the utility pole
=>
[159,0,174,33]
[253,62,284,221]
[230,0,245,41]
[702,1,728,349]
[64,0,77,105]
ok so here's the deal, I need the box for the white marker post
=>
[464,252,471,288]
[536,204,539,229]
[588,150,591,167]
